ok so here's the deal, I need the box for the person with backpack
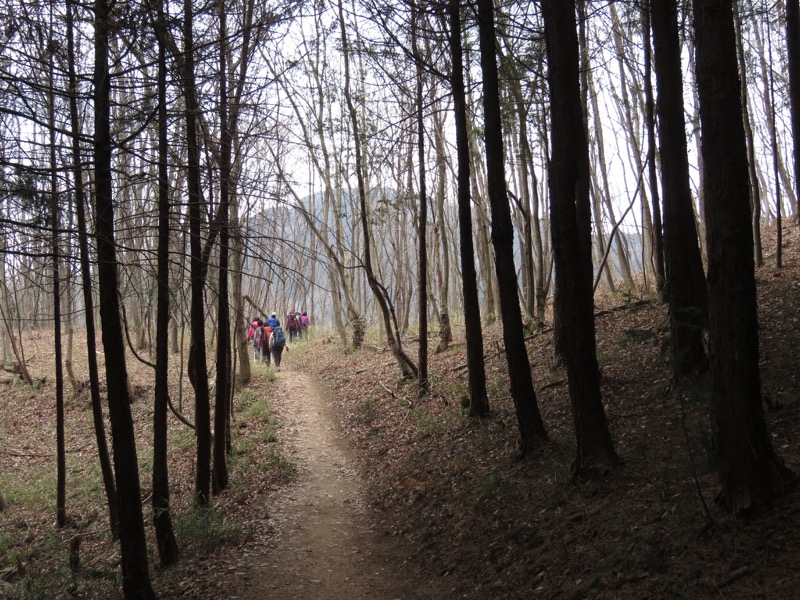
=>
[286,311,301,342]
[249,317,263,361]
[266,312,280,328]
[260,323,273,365]
[300,311,310,338]
[269,324,289,370]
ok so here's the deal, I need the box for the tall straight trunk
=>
[577,1,615,295]
[543,0,618,475]
[0,221,8,365]
[338,0,417,378]
[651,0,709,381]
[449,0,488,418]
[183,0,211,505]
[608,3,648,291]
[213,0,231,493]
[642,0,665,292]
[465,73,499,323]
[732,0,763,265]
[48,25,66,528]
[413,7,429,395]
[433,107,452,352]
[94,0,156,593]
[66,0,118,539]
[752,15,786,264]
[477,0,547,451]
[693,0,793,513]
[152,0,179,566]
[586,63,621,292]
[788,0,800,222]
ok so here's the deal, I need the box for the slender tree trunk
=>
[213,0,231,494]
[413,7,429,395]
[651,0,709,382]
[543,0,618,475]
[338,0,417,379]
[477,0,547,451]
[433,107,452,352]
[732,1,763,266]
[642,0,665,292]
[66,0,118,539]
[752,15,787,264]
[577,1,615,297]
[183,0,211,506]
[152,0,179,565]
[94,0,156,592]
[788,0,800,222]
[449,0,489,418]
[48,25,66,528]
[694,0,794,513]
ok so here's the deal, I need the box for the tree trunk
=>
[213,0,231,494]
[94,0,156,592]
[788,0,800,222]
[182,0,211,506]
[412,7,429,395]
[693,0,793,513]
[651,0,709,382]
[152,0,179,565]
[48,31,66,528]
[66,0,118,540]
[477,0,547,451]
[543,0,618,476]
[642,0,665,293]
[433,106,453,352]
[450,0,489,418]
[732,0,763,266]
[338,0,417,379]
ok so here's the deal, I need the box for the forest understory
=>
[2,225,800,599]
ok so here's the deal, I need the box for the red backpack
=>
[247,320,258,340]
[261,326,272,348]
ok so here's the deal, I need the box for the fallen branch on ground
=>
[379,381,413,408]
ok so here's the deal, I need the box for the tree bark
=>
[412,6,429,395]
[788,0,800,222]
[543,0,618,476]
[477,0,547,451]
[66,0,119,540]
[152,0,179,565]
[651,0,709,382]
[182,0,211,506]
[449,0,489,418]
[213,0,231,494]
[94,0,156,592]
[642,0,665,293]
[732,1,763,266]
[47,26,66,528]
[693,0,794,513]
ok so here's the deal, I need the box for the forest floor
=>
[1,225,800,599]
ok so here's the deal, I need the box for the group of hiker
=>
[246,311,310,370]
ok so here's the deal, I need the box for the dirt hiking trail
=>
[230,367,448,600]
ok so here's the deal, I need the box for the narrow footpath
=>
[229,366,446,600]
